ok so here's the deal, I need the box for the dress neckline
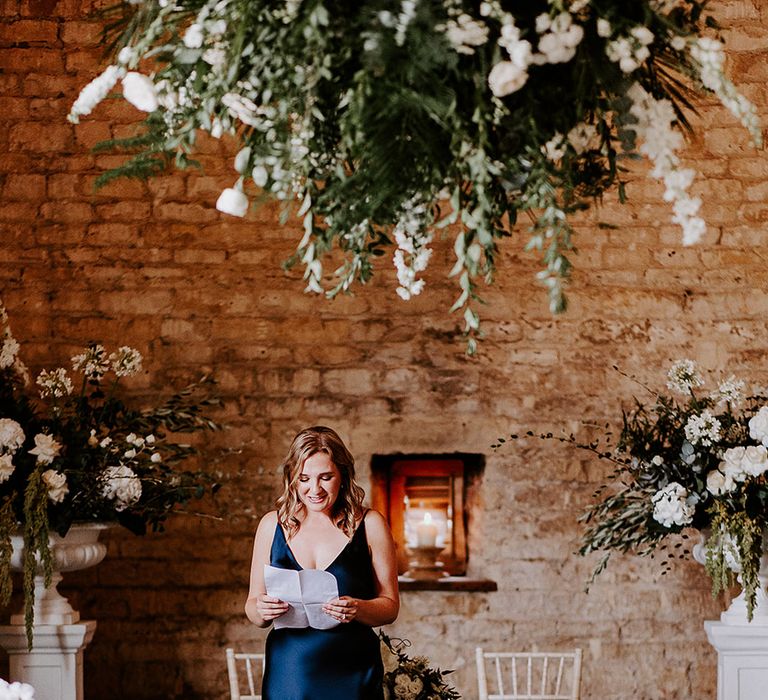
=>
[279,518,365,572]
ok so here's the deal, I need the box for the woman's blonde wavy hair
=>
[276,426,366,539]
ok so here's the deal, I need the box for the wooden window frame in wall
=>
[371,456,471,576]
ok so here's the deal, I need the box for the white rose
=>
[0,418,25,454]
[0,454,15,483]
[706,469,735,496]
[42,469,69,503]
[597,18,612,38]
[29,433,61,465]
[741,445,768,477]
[748,406,768,447]
[722,446,747,482]
[651,482,694,528]
[122,72,159,113]
[216,187,249,217]
[488,60,528,97]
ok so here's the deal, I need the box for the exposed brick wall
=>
[1,1,767,698]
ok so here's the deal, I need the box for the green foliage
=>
[495,361,768,619]
[0,305,222,646]
[70,0,758,350]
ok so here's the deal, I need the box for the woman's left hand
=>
[323,596,359,623]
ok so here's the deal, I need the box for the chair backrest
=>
[476,648,582,700]
[225,648,265,700]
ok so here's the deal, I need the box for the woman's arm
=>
[245,510,289,628]
[323,510,400,627]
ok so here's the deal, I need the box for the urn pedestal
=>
[0,523,109,700]
[695,537,768,700]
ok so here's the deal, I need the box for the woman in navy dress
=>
[245,426,400,700]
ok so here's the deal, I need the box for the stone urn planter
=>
[9,523,110,627]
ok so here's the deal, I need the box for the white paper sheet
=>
[264,565,341,630]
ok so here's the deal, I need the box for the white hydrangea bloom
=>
[0,679,36,700]
[606,25,654,73]
[102,465,143,511]
[748,406,768,447]
[122,72,159,113]
[0,418,25,455]
[721,446,747,483]
[41,469,69,504]
[651,482,695,528]
[741,445,768,477]
[666,359,704,394]
[36,368,74,398]
[684,410,721,446]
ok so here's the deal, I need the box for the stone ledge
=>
[398,576,497,592]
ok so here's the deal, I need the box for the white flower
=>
[706,468,735,496]
[0,454,15,483]
[488,60,528,97]
[722,447,747,482]
[29,433,62,465]
[124,448,137,460]
[666,359,704,394]
[741,445,768,478]
[117,46,135,65]
[99,436,112,448]
[684,410,721,447]
[145,434,156,445]
[0,418,25,454]
[391,198,433,300]
[0,679,36,700]
[651,455,664,466]
[748,406,768,447]
[102,465,142,511]
[0,336,19,369]
[109,346,143,377]
[41,469,69,504]
[596,18,611,38]
[203,46,227,68]
[151,452,162,463]
[542,132,566,161]
[710,375,745,407]
[122,72,159,113]
[36,368,74,399]
[534,13,584,65]
[444,14,489,55]
[651,482,694,528]
[216,187,249,217]
[183,23,205,49]
[393,673,424,699]
[252,165,269,187]
[71,344,110,379]
[68,64,124,124]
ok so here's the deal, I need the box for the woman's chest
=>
[288,526,352,571]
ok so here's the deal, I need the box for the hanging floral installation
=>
[69,0,762,350]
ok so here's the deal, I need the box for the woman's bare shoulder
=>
[256,510,278,535]
[362,509,390,536]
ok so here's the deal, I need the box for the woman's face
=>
[297,451,342,514]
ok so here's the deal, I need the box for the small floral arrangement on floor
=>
[0,301,221,643]
[379,631,460,700]
[495,360,768,620]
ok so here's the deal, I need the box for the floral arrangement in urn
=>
[0,302,221,640]
[567,360,768,619]
[67,0,761,350]
[379,631,460,699]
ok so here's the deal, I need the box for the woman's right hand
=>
[256,594,289,621]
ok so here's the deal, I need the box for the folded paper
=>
[264,565,340,630]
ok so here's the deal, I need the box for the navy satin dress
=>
[263,517,384,700]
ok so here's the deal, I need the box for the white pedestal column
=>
[0,622,96,700]
[705,622,768,700]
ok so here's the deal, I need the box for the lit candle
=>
[415,512,438,548]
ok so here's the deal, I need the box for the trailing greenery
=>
[68,0,761,350]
